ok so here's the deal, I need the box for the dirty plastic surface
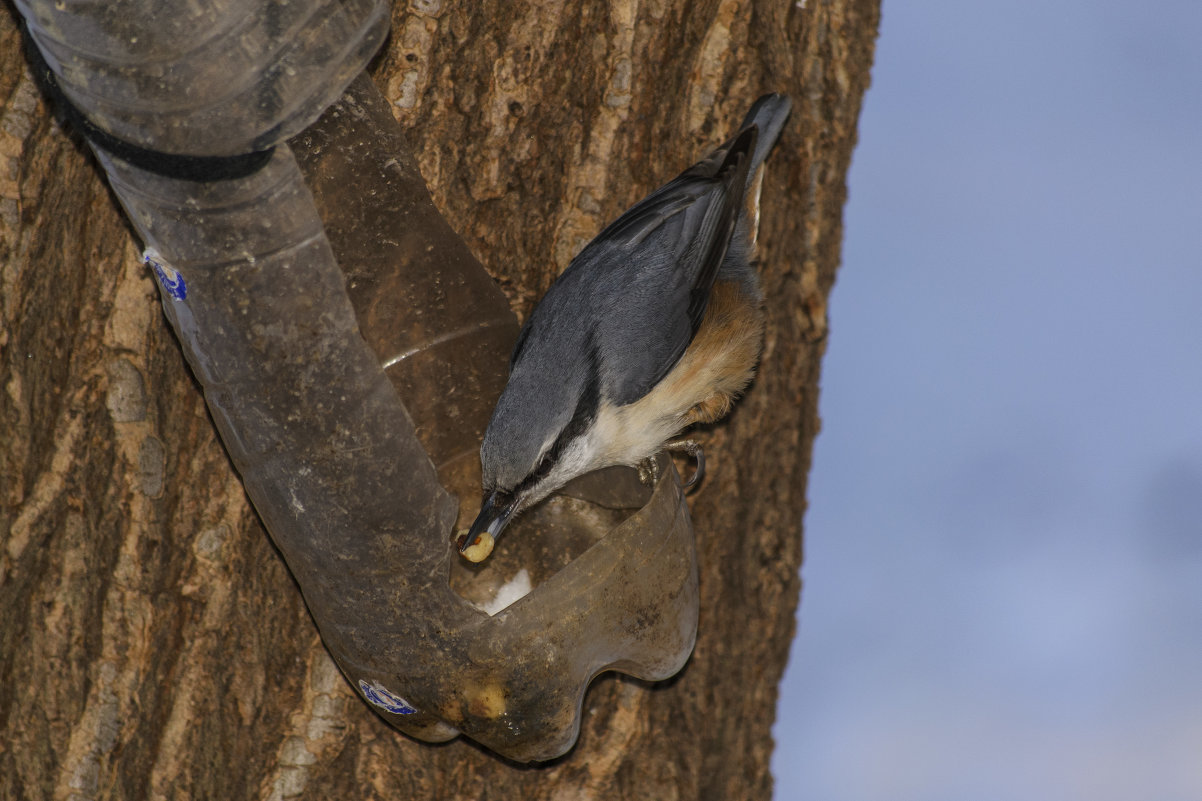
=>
[20,0,701,759]
[16,0,388,155]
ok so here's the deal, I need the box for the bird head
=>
[457,335,603,559]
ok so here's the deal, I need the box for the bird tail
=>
[730,93,791,262]
[737,93,793,171]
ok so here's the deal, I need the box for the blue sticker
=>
[358,679,417,715]
[143,250,187,301]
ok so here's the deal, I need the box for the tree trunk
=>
[0,1,878,798]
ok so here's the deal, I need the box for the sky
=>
[772,1,1202,799]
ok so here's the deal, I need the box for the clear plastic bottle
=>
[16,1,700,759]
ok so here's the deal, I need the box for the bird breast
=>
[593,279,765,468]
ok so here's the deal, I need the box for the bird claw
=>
[638,441,706,490]
[665,439,706,491]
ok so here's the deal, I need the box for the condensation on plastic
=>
[31,7,701,757]
[15,0,388,156]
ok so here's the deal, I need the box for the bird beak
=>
[457,490,517,554]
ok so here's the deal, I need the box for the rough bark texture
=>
[0,1,878,799]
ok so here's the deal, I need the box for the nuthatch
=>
[458,94,792,561]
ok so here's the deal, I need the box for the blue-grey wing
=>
[581,125,757,406]
[510,93,796,408]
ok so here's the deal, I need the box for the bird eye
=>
[530,449,556,483]
[521,434,568,491]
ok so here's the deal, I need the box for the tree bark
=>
[0,1,878,798]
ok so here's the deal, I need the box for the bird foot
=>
[637,456,660,487]
[666,439,706,490]
[637,441,706,490]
